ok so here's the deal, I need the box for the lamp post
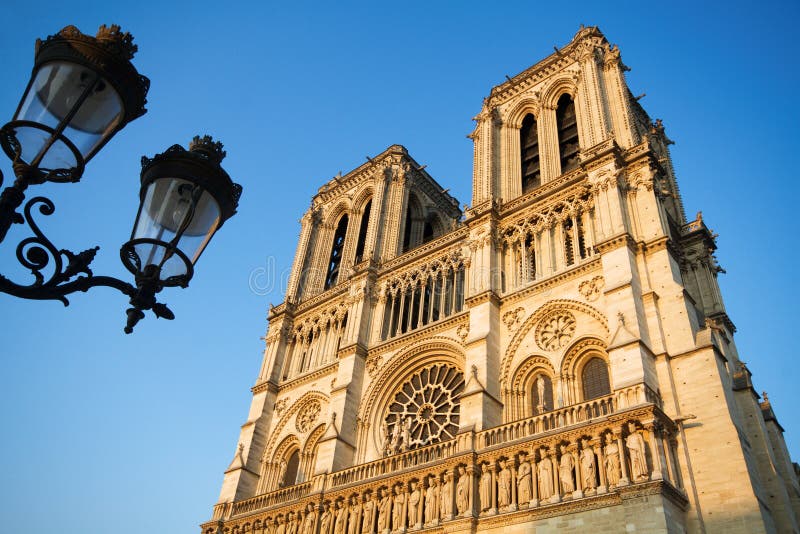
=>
[0,24,242,333]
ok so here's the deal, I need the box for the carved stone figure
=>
[381,421,391,457]
[536,375,546,413]
[302,504,317,534]
[390,421,402,455]
[537,450,554,500]
[497,459,512,508]
[377,489,391,533]
[517,453,533,504]
[604,435,621,487]
[580,440,597,490]
[264,517,275,534]
[334,501,348,534]
[479,463,492,511]
[424,476,439,525]
[276,515,286,534]
[392,485,405,531]
[320,504,333,534]
[559,445,575,493]
[401,416,412,452]
[286,512,297,534]
[407,481,421,528]
[440,472,454,518]
[362,496,375,534]
[348,496,361,534]
[456,466,470,515]
[626,423,648,481]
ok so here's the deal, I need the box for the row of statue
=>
[240,424,655,534]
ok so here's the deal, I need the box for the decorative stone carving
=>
[377,489,391,533]
[626,423,649,482]
[502,307,526,331]
[536,312,576,351]
[275,398,288,417]
[348,496,361,534]
[362,495,375,534]
[517,452,533,504]
[424,475,439,526]
[366,357,381,377]
[302,504,317,534]
[407,481,421,529]
[456,324,469,343]
[384,364,464,452]
[296,400,322,433]
[604,434,621,487]
[320,503,333,534]
[391,485,405,531]
[497,459,512,509]
[558,445,575,493]
[578,276,604,302]
[455,466,470,516]
[580,439,597,491]
[334,501,347,534]
[537,449,554,500]
[479,463,492,512]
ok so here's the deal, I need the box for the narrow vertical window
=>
[520,113,541,192]
[281,450,300,487]
[582,357,611,400]
[325,214,349,289]
[354,200,371,263]
[556,94,580,173]
[402,195,422,252]
[563,218,575,266]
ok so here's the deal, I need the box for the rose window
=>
[385,363,464,449]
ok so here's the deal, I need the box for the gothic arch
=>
[501,299,608,387]
[351,185,374,213]
[324,198,353,229]
[505,96,542,129]
[358,337,465,450]
[560,336,609,377]
[510,355,556,391]
[540,74,580,110]
[263,390,329,461]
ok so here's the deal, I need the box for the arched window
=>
[325,214,349,289]
[556,94,580,174]
[281,449,300,487]
[532,373,553,414]
[520,113,541,192]
[402,195,422,252]
[581,357,611,400]
[354,200,371,263]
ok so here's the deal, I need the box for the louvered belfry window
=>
[325,214,349,289]
[581,357,611,400]
[556,94,580,173]
[520,113,541,192]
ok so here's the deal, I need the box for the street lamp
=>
[0,24,242,333]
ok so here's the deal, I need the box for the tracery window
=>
[325,214,349,289]
[556,94,580,174]
[354,200,371,263]
[520,113,541,192]
[581,356,611,400]
[384,363,464,452]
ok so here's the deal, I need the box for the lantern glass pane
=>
[132,177,221,280]
[14,61,123,168]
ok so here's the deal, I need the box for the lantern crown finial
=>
[189,135,226,164]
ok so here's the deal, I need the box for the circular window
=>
[385,363,464,449]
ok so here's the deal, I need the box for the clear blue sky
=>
[0,2,797,533]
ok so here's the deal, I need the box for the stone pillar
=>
[549,448,561,503]
[615,430,630,486]
[594,440,607,494]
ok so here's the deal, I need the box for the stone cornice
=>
[501,257,602,306]
[251,380,279,396]
[498,168,586,217]
[379,227,470,274]
[465,290,501,308]
[277,361,338,393]
[593,233,637,254]
[368,312,469,356]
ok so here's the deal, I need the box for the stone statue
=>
[334,501,348,534]
[424,476,439,525]
[456,466,470,515]
[537,449,553,500]
[580,440,596,490]
[381,421,391,457]
[392,485,405,531]
[276,515,286,534]
[348,496,361,534]
[408,481,421,528]
[517,453,533,504]
[536,375,546,413]
[377,489,391,533]
[604,434,621,487]
[302,504,317,534]
[626,423,648,481]
[559,445,575,493]
[497,459,512,508]
[265,517,275,534]
[440,472,454,518]
[278,459,288,487]
[479,463,492,511]
[401,416,413,452]
[320,503,333,534]
[361,495,375,534]
[390,421,402,455]
[286,512,297,534]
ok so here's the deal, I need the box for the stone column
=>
[646,422,665,481]
[549,448,561,503]
[594,440,607,494]
[530,450,539,507]
[615,430,630,486]
[571,446,583,499]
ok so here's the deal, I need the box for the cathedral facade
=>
[203,27,799,534]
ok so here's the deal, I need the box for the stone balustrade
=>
[203,402,686,534]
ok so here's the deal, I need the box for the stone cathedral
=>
[203,27,800,534]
